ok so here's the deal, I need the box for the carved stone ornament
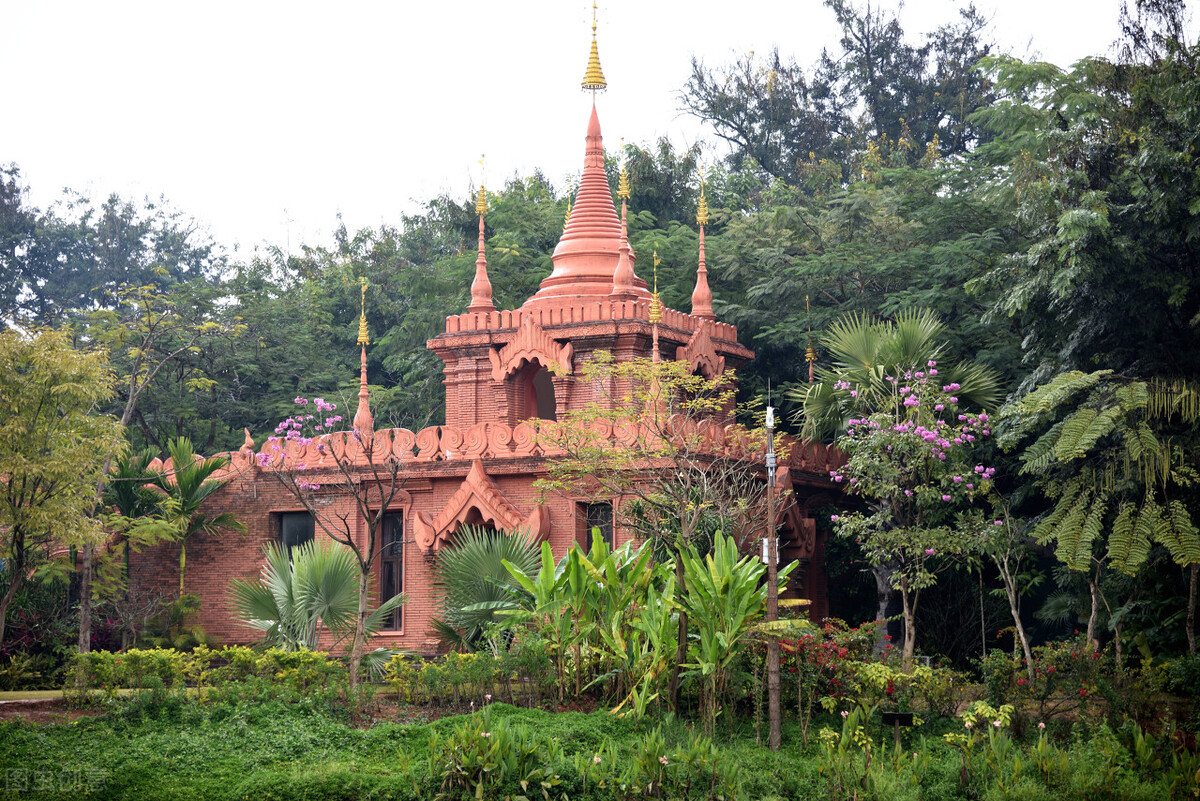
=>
[412,459,547,551]
[675,320,725,378]
[489,316,574,381]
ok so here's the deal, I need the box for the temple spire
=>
[612,156,638,300]
[352,278,374,436]
[650,250,663,364]
[467,172,495,313]
[691,171,716,320]
[581,2,607,96]
[805,294,818,382]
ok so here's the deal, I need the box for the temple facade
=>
[126,26,842,653]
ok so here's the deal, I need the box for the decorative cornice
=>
[412,459,528,551]
[489,315,574,381]
[675,320,725,378]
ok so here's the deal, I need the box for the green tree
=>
[0,328,123,646]
[997,370,1200,659]
[967,6,1200,384]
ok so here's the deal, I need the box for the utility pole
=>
[765,403,781,750]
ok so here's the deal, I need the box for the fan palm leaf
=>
[230,539,407,651]
[433,525,542,649]
[792,308,1002,440]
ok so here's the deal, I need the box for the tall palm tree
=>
[792,308,1002,441]
[154,437,245,598]
[229,539,407,651]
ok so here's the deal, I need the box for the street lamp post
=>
[765,405,781,750]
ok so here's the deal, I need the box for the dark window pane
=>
[585,502,613,550]
[380,512,403,630]
[280,512,314,553]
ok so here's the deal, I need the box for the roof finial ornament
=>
[650,250,663,365]
[612,138,639,301]
[357,276,370,346]
[691,164,716,321]
[805,293,818,382]
[353,277,374,437]
[468,154,496,313]
[581,1,607,97]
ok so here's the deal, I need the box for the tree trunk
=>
[77,544,94,655]
[900,578,917,672]
[668,555,688,711]
[1087,567,1101,651]
[349,569,369,691]
[1004,578,1035,681]
[1188,564,1197,657]
[178,540,187,598]
[0,566,24,648]
[979,570,987,661]
[872,564,894,656]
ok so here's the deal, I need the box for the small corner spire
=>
[356,277,370,346]
[612,144,639,301]
[468,158,495,314]
[649,250,663,326]
[650,251,663,377]
[691,168,715,321]
[805,294,818,382]
[353,278,374,437]
[581,2,607,96]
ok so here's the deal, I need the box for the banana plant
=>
[504,542,571,701]
[680,532,797,734]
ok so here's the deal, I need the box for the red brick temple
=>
[127,24,842,653]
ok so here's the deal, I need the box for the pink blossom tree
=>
[828,364,994,671]
[256,392,408,687]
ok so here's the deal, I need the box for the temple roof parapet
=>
[440,298,742,346]
[208,419,843,483]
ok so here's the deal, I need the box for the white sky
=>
[3,0,1185,254]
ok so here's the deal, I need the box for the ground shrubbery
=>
[3,687,1198,800]
[0,628,1186,800]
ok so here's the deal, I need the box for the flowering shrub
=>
[979,635,1109,723]
[68,646,345,698]
[829,363,995,667]
[70,648,186,695]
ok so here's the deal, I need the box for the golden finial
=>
[581,2,607,92]
[649,250,663,323]
[804,294,817,380]
[696,166,709,227]
[617,137,630,200]
[475,154,487,215]
[563,190,573,230]
[357,277,369,346]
